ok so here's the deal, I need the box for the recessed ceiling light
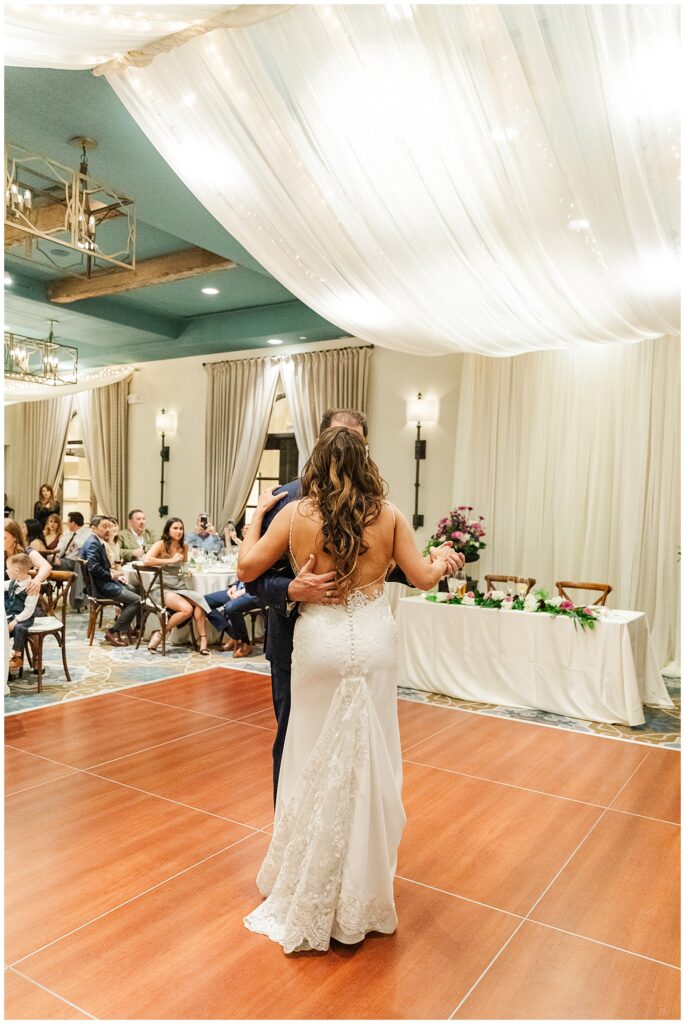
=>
[201,287,219,295]
[4,272,13,286]
[267,338,283,345]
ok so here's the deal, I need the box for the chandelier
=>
[5,139,135,277]
[4,321,78,386]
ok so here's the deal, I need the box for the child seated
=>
[5,553,40,673]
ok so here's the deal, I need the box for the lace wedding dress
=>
[243,527,406,953]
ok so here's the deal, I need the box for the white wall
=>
[124,340,461,542]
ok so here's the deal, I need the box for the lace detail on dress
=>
[243,669,399,953]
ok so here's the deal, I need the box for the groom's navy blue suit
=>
[245,478,408,803]
[244,480,301,803]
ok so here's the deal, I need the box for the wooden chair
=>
[22,571,76,693]
[555,581,613,606]
[79,558,123,645]
[245,607,268,647]
[483,575,536,597]
[131,563,196,656]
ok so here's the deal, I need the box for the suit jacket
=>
[81,534,124,599]
[118,527,156,563]
[245,479,407,669]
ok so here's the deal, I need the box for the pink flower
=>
[560,600,574,611]
[466,591,474,599]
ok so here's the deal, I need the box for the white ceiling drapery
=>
[104,3,680,357]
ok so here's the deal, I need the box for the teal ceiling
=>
[4,67,347,366]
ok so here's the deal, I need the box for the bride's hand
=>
[256,486,287,517]
[429,542,463,575]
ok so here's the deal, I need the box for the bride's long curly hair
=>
[300,426,387,597]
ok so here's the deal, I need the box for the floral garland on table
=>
[423,505,486,562]
[424,588,601,631]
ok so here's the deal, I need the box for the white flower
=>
[462,594,476,606]
[490,589,506,601]
[547,596,564,608]
[501,596,515,611]
[523,595,540,613]
[435,592,451,602]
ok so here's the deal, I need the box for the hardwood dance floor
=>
[4,668,680,1020]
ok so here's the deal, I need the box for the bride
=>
[237,425,451,953]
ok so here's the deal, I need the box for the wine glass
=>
[454,567,467,598]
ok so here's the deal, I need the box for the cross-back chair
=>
[79,557,122,645]
[483,575,536,597]
[22,570,76,693]
[555,581,613,606]
[131,563,197,656]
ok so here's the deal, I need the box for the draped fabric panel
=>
[8,395,74,523]
[108,4,680,357]
[205,357,280,527]
[75,377,131,525]
[279,347,372,469]
[451,336,680,667]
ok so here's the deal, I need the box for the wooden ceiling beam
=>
[46,246,237,304]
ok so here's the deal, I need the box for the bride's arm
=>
[391,506,449,590]
[237,493,292,583]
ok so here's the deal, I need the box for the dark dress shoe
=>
[104,630,127,647]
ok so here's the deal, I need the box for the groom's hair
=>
[319,408,368,438]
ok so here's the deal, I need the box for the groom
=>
[246,408,464,803]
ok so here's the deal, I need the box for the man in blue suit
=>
[246,408,463,803]
[81,515,142,647]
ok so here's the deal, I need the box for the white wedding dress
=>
[243,512,406,953]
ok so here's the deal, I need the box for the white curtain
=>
[75,377,132,525]
[279,346,372,469]
[3,5,222,69]
[205,357,280,527]
[451,336,680,668]
[108,4,679,357]
[8,395,73,522]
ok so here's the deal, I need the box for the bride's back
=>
[289,499,395,594]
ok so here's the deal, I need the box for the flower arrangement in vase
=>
[424,506,486,563]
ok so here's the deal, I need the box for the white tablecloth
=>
[397,596,674,726]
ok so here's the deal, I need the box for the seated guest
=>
[4,519,51,593]
[104,517,123,568]
[23,519,47,552]
[43,513,63,551]
[143,517,211,655]
[33,483,61,530]
[119,508,155,563]
[206,580,262,658]
[54,512,91,562]
[4,493,14,519]
[186,513,224,554]
[5,553,40,673]
[54,511,90,609]
[81,516,142,647]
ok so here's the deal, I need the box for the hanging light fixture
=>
[4,320,78,386]
[4,140,135,277]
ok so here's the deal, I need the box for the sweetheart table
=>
[397,595,673,726]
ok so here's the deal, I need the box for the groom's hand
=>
[287,554,340,604]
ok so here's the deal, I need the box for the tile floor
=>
[4,668,680,1020]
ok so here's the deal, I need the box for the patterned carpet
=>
[4,610,680,749]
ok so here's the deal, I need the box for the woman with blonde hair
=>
[238,426,451,954]
[43,513,63,551]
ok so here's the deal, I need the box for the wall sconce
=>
[406,393,437,530]
[155,409,177,518]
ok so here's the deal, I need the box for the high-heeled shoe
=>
[147,630,162,653]
[198,634,210,656]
